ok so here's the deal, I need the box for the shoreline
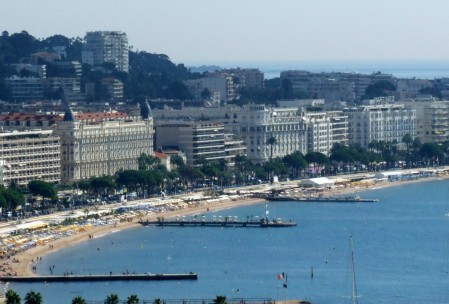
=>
[9,197,266,277]
[6,172,449,278]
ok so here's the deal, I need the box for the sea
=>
[186,59,449,80]
[5,179,449,304]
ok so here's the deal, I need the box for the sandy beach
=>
[5,169,449,278]
[8,197,266,277]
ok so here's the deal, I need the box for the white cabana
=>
[375,171,402,179]
[300,177,335,188]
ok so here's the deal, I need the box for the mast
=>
[350,235,358,304]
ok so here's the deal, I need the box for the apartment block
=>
[155,120,226,166]
[221,68,264,89]
[400,99,449,143]
[82,31,129,73]
[0,130,60,186]
[344,103,416,149]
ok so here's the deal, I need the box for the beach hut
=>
[300,177,335,188]
[375,171,403,180]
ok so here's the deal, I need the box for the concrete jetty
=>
[140,219,297,228]
[0,273,197,283]
[268,195,379,203]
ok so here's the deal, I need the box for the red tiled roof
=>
[0,112,62,122]
[75,112,128,120]
[154,151,168,159]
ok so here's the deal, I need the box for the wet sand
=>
[7,172,449,277]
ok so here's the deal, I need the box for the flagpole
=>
[276,283,279,301]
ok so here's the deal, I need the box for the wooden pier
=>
[268,195,379,203]
[140,219,297,228]
[0,273,197,283]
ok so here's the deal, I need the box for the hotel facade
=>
[54,108,154,184]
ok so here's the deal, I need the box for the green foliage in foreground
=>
[5,289,233,304]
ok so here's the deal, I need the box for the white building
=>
[303,110,349,155]
[344,103,416,149]
[82,31,129,73]
[54,104,154,184]
[0,130,60,186]
[400,99,449,143]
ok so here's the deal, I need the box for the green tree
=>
[170,154,185,168]
[420,142,444,166]
[138,153,160,171]
[71,296,87,304]
[283,151,308,178]
[126,294,139,304]
[27,180,57,200]
[214,296,227,304]
[363,80,396,100]
[89,176,116,196]
[402,134,413,168]
[104,294,119,304]
[267,136,277,161]
[24,290,42,304]
[5,289,21,304]
[27,180,57,211]
[0,187,25,217]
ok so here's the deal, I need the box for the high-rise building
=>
[82,31,129,73]
[0,130,60,186]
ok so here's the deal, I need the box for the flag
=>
[283,273,288,288]
[277,273,283,280]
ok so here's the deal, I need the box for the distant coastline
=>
[184,59,449,80]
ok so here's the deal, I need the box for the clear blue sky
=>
[2,0,449,64]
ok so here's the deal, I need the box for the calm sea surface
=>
[5,179,449,303]
[187,59,449,79]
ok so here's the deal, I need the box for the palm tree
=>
[83,207,90,218]
[5,289,21,304]
[72,296,87,304]
[126,294,139,304]
[104,294,119,304]
[267,136,277,161]
[24,290,42,304]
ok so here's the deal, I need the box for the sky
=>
[2,0,449,65]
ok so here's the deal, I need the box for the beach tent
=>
[375,171,402,179]
[300,177,335,188]
[16,220,48,231]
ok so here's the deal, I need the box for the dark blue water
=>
[6,180,449,303]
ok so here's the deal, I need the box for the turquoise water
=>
[6,179,449,303]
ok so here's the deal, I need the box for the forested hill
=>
[0,30,196,101]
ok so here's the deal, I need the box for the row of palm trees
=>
[71,135,449,201]
[4,135,448,215]
[5,289,227,304]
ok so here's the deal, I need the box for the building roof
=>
[301,177,335,185]
[154,151,168,159]
[0,112,62,122]
[74,112,128,120]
